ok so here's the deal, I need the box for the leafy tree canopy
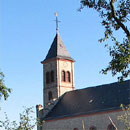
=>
[0,71,11,100]
[80,0,130,81]
[0,107,42,130]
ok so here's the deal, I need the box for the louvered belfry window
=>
[51,70,54,82]
[66,71,71,82]
[62,70,66,82]
[46,72,50,84]
[48,91,53,100]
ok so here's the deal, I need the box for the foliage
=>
[80,0,130,81]
[0,71,11,100]
[0,112,17,130]
[118,104,130,130]
[0,107,42,130]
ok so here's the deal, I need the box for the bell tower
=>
[41,32,75,107]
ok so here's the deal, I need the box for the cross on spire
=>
[54,12,60,33]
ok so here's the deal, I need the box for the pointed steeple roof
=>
[43,33,74,62]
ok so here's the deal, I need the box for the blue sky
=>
[0,0,128,128]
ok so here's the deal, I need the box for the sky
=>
[0,0,129,129]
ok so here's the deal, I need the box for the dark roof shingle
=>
[43,80,130,121]
[43,33,74,62]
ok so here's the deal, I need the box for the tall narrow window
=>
[48,91,53,100]
[46,72,50,84]
[62,71,66,82]
[107,123,116,130]
[66,71,71,82]
[51,71,54,82]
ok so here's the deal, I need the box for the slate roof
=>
[43,80,130,121]
[43,33,74,62]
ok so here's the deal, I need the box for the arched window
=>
[90,126,97,130]
[73,128,79,130]
[66,71,71,82]
[62,70,66,82]
[107,123,116,130]
[48,91,53,101]
[51,70,54,82]
[46,72,50,84]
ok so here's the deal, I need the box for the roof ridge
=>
[74,79,130,92]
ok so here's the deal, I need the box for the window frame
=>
[61,70,66,82]
[66,71,71,82]
[89,126,97,130]
[107,123,116,130]
[73,128,79,130]
[46,71,50,84]
[51,70,54,82]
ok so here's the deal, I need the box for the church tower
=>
[41,32,75,107]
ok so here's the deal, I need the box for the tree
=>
[0,107,42,130]
[0,71,11,100]
[80,0,130,81]
[118,104,130,130]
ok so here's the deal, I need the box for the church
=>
[36,29,130,130]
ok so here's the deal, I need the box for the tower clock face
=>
[63,62,68,67]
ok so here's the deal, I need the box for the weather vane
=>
[54,12,61,32]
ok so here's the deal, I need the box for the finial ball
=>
[54,12,58,17]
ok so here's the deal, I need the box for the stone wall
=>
[43,59,75,107]
[43,60,58,107]
[42,110,124,130]
[57,59,75,97]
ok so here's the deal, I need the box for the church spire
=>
[41,16,75,107]
[42,13,74,63]
[42,33,74,63]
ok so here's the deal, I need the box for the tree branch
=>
[110,0,130,38]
